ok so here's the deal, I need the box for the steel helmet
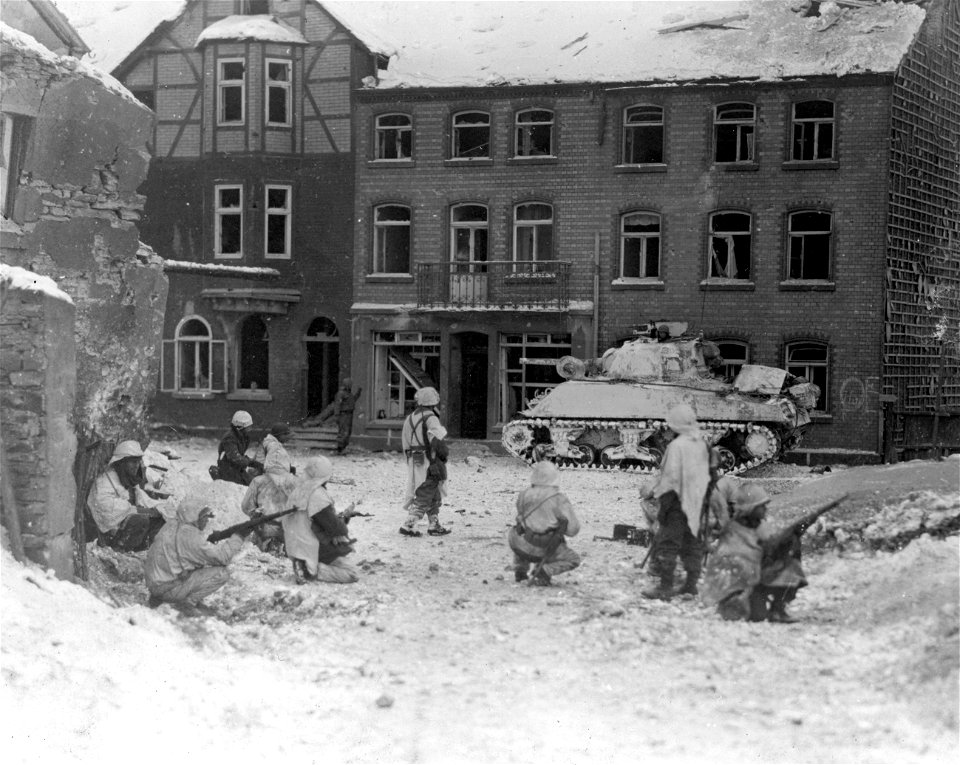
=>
[665,403,699,435]
[731,483,771,517]
[530,461,560,487]
[303,456,334,484]
[231,410,253,428]
[415,387,440,407]
[109,440,144,465]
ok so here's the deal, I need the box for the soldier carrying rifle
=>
[702,484,847,623]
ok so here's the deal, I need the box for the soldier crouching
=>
[508,461,581,586]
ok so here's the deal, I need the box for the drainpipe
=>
[593,232,600,356]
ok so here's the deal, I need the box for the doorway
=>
[453,331,488,439]
[305,317,339,416]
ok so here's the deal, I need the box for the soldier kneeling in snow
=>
[508,461,581,586]
[283,456,361,584]
[144,497,247,611]
[702,483,807,623]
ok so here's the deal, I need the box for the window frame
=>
[372,204,412,274]
[499,332,572,423]
[785,340,830,412]
[786,210,833,281]
[236,314,270,393]
[451,110,491,159]
[512,202,554,265]
[618,210,661,280]
[375,113,413,160]
[621,104,664,165]
[217,58,246,126]
[1,113,31,219]
[372,331,441,421]
[514,108,555,158]
[450,203,489,268]
[712,339,750,381]
[714,102,756,163]
[160,315,227,394]
[791,100,835,162]
[265,58,292,127]
[708,210,753,280]
[264,184,292,259]
[214,184,243,259]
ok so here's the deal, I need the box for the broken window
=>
[373,204,411,273]
[713,339,750,380]
[788,210,832,279]
[238,315,269,392]
[622,105,664,164]
[218,59,245,125]
[514,109,554,157]
[161,316,226,393]
[215,184,243,258]
[1,113,31,219]
[619,211,661,279]
[714,102,755,163]
[791,100,834,161]
[514,203,553,266]
[264,184,291,258]
[376,113,412,160]
[265,59,291,126]
[452,111,490,158]
[499,333,572,422]
[372,331,441,419]
[786,341,829,411]
[709,211,751,279]
[450,204,488,269]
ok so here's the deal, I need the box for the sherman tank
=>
[501,325,820,475]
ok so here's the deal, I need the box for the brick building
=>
[112,0,384,434]
[345,0,957,460]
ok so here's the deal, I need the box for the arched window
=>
[513,203,554,264]
[238,315,269,391]
[622,105,664,164]
[375,113,412,160]
[161,316,226,393]
[619,211,661,279]
[711,339,750,380]
[373,204,411,273]
[785,340,829,411]
[714,102,755,163]
[709,211,752,279]
[787,210,832,280]
[514,109,554,157]
[791,100,834,161]
[452,111,490,158]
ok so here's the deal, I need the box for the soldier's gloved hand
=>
[332,535,351,546]
[250,460,265,472]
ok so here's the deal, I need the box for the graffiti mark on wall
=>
[839,376,880,414]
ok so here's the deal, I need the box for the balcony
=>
[416,260,570,310]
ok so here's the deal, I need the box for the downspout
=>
[593,231,600,356]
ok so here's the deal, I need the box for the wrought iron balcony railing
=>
[416,260,570,310]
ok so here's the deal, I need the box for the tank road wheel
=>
[743,426,781,465]
[559,443,596,468]
[599,446,623,469]
[714,447,737,473]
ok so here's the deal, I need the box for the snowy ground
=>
[3,439,958,764]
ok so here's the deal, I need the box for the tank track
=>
[501,417,783,475]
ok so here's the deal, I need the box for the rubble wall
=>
[0,30,168,444]
[0,282,77,578]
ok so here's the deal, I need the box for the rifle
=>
[528,518,569,583]
[207,507,297,543]
[761,494,848,552]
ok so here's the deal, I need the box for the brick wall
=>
[0,279,77,578]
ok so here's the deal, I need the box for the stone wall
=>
[0,273,77,578]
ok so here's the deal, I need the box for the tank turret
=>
[501,325,819,474]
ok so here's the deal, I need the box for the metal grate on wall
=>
[884,0,960,421]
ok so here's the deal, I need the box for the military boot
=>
[679,573,699,597]
[768,603,798,623]
[642,570,675,601]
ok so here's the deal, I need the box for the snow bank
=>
[196,14,308,45]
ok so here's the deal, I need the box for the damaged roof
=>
[55,0,926,87]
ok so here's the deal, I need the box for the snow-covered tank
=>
[501,327,820,475]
